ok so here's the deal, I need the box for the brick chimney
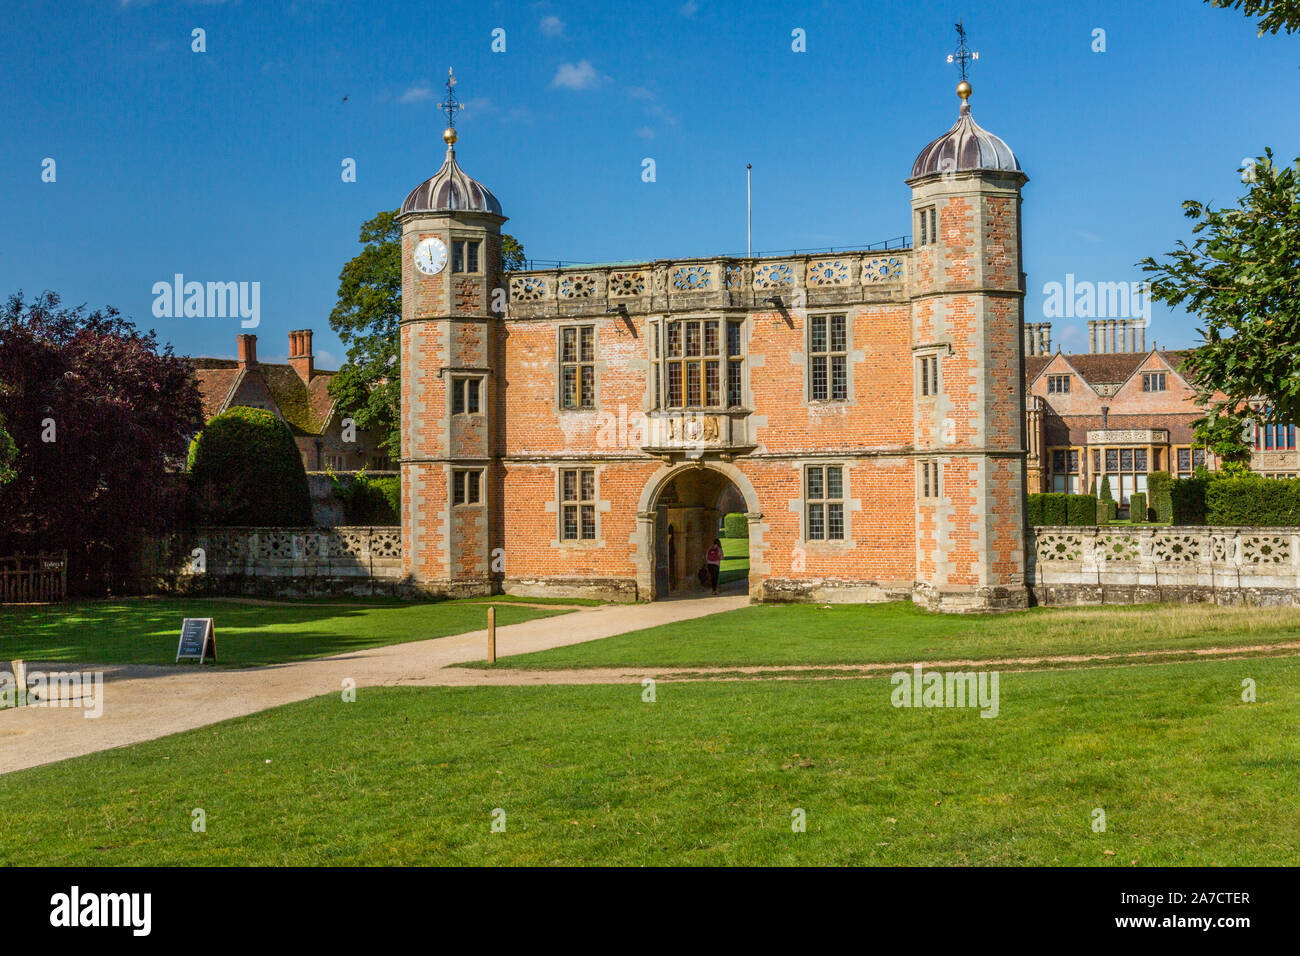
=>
[236,333,258,369]
[288,329,314,383]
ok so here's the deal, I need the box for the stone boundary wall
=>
[138,527,431,598]
[1030,526,1300,606]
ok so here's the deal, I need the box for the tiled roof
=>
[192,366,241,420]
[1026,349,1195,390]
[188,359,337,436]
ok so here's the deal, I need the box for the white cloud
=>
[635,127,655,140]
[540,15,564,37]
[399,84,435,103]
[551,60,602,90]
[680,1,698,16]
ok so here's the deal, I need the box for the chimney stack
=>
[237,333,258,369]
[289,329,314,383]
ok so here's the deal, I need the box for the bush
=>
[1147,471,1173,524]
[332,472,400,525]
[1129,491,1149,523]
[1108,499,1119,521]
[1170,476,1209,525]
[1067,493,1097,526]
[1204,476,1300,526]
[1099,475,1114,503]
[722,512,748,539]
[188,407,313,526]
[1026,493,1045,526]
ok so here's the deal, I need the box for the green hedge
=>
[1026,493,1044,527]
[1067,494,1097,526]
[1129,491,1149,523]
[1170,477,1209,525]
[332,473,400,525]
[1095,498,1110,525]
[723,512,748,538]
[1108,499,1119,521]
[1204,476,1300,526]
[1147,471,1173,524]
[187,407,313,526]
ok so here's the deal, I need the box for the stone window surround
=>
[648,313,750,412]
[450,234,484,276]
[547,462,610,549]
[555,322,599,413]
[451,467,485,507]
[787,458,861,549]
[918,458,942,499]
[804,311,851,405]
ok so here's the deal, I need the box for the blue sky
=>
[2,0,1297,366]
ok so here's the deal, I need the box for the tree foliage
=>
[0,415,16,487]
[0,291,203,593]
[1207,0,1300,34]
[1193,409,1253,473]
[188,406,314,526]
[1140,149,1300,426]
[327,209,525,459]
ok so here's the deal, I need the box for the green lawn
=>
[719,536,749,585]
[0,597,578,667]
[473,600,1300,670]
[3,654,1296,865]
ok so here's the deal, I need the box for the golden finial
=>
[443,127,458,145]
[957,79,972,101]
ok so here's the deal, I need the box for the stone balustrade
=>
[505,250,909,319]
[138,527,404,598]
[1029,526,1300,606]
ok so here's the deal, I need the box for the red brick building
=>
[191,330,391,474]
[397,83,1030,611]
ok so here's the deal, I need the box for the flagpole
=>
[746,163,752,258]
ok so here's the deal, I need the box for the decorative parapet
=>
[504,249,910,319]
[188,526,403,581]
[1029,526,1300,604]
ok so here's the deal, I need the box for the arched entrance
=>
[636,462,760,601]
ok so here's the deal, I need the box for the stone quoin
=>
[397,72,1030,612]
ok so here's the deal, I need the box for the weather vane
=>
[947,19,979,82]
[440,67,461,134]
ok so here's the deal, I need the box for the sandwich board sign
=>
[176,618,217,663]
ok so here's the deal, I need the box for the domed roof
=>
[401,142,502,217]
[910,94,1020,180]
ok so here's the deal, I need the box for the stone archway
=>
[633,461,763,601]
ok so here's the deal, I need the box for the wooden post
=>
[487,605,496,664]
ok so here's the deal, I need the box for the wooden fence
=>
[0,553,68,603]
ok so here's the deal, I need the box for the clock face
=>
[414,237,448,275]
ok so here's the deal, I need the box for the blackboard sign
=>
[176,618,216,663]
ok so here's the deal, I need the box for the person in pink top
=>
[705,538,724,594]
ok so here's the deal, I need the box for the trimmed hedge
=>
[1108,499,1119,522]
[1027,492,1098,526]
[333,473,400,525]
[1129,491,1149,523]
[723,512,748,538]
[188,407,313,526]
[1170,477,1210,525]
[1147,471,1173,524]
[1067,494,1096,526]
[1204,476,1300,526]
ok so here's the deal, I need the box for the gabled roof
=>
[188,359,338,436]
[1026,349,1195,391]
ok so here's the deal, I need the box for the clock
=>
[413,237,448,275]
